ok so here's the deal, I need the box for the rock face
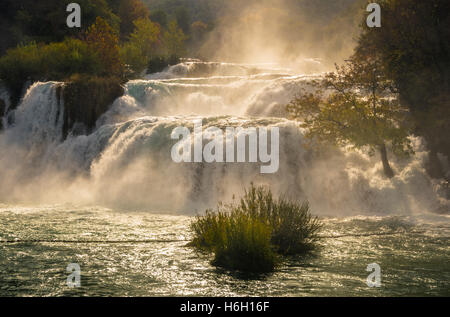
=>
[61,76,124,138]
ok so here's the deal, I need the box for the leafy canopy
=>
[163,20,188,59]
[355,0,450,174]
[121,18,161,75]
[287,55,413,158]
[84,17,123,77]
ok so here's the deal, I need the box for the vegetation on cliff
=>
[0,17,124,109]
[0,0,189,131]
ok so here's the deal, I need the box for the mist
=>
[197,0,367,72]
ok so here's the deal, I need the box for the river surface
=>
[1,205,448,296]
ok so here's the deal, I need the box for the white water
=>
[0,60,448,217]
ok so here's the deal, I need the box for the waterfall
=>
[0,61,448,215]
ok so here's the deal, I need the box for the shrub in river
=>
[190,184,322,273]
[210,211,277,273]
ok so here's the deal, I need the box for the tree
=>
[7,0,120,44]
[121,18,161,75]
[287,55,413,178]
[129,18,161,57]
[356,0,450,178]
[117,0,150,40]
[175,7,191,35]
[163,20,187,59]
[150,10,168,29]
[84,17,123,76]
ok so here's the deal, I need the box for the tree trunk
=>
[379,143,394,178]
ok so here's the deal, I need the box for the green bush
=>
[0,39,105,107]
[212,212,278,273]
[0,42,43,105]
[42,38,102,78]
[190,184,322,273]
[0,17,124,108]
[121,42,148,76]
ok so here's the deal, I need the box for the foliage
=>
[142,0,223,25]
[0,38,103,105]
[120,16,186,76]
[0,16,128,107]
[287,55,413,178]
[175,7,191,34]
[121,18,161,75]
[150,10,169,28]
[190,184,322,272]
[0,0,120,50]
[0,42,42,102]
[84,17,124,77]
[163,20,188,59]
[355,0,450,178]
[116,0,150,40]
[0,1,192,107]
[206,210,277,273]
[0,0,193,116]
[42,39,103,78]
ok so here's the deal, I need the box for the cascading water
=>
[0,60,448,215]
